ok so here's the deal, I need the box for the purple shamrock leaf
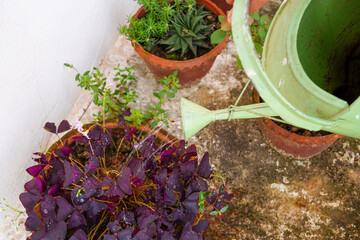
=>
[44,122,56,133]
[72,135,90,144]
[87,142,104,158]
[164,187,177,207]
[88,125,102,140]
[56,197,74,221]
[214,199,226,211]
[25,210,42,231]
[139,214,157,230]
[176,140,186,157]
[84,156,99,174]
[156,219,174,238]
[117,227,134,240]
[61,146,73,157]
[128,158,145,180]
[32,152,49,164]
[87,200,107,218]
[103,235,117,240]
[117,167,132,195]
[197,152,212,179]
[124,125,137,141]
[40,194,56,218]
[57,120,71,133]
[19,192,41,212]
[182,192,200,215]
[206,190,217,204]
[100,176,114,187]
[118,210,136,225]
[180,222,199,240]
[117,114,126,126]
[166,168,184,192]
[180,159,198,181]
[68,210,86,228]
[26,165,46,177]
[101,131,112,146]
[48,183,60,196]
[29,227,46,240]
[107,220,121,233]
[44,214,57,232]
[71,187,89,207]
[219,190,234,201]
[189,177,208,193]
[69,229,88,240]
[155,169,168,185]
[63,160,83,188]
[24,177,45,196]
[42,221,67,240]
[193,220,209,234]
[104,183,125,198]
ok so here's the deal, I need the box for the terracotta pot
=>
[253,90,343,159]
[209,0,232,13]
[132,0,230,86]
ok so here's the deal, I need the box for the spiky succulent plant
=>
[159,5,212,57]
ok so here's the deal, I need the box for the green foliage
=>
[119,0,200,52]
[65,63,180,127]
[210,15,230,44]
[159,4,212,57]
[0,196,25,231]
[249,11,271,54]
[236,12,272,70]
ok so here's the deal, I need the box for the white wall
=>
[0,0,137,214]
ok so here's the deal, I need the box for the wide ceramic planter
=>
[253,90,343,159]
[47,121,176,154]
[132,0,230,86]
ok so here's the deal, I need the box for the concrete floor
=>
[70,35,360,239]
[2,1,360,239]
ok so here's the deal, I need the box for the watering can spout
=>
[181,97,278,140]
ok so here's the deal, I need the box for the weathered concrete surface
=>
[99,36,360,239]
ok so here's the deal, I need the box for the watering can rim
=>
[232,0,351,130]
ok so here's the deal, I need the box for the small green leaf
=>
[211,29,226,44]
[259,27,266,41]
[166,92,175,98]
[199,204,205,214]
[218,15,226,23]
[254,42,263,54]
[236,56,243,69]
[64,63,73,68]
[209,211,218,216]
[251,11,260,21]
[260,15,269,25]
[220,206,228,213]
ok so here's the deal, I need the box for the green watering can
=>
[181,0,360,140]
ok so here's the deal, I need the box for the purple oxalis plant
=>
[20,120,233,240]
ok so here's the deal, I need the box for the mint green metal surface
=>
[181,0,360,140]
[232,0,360,138]
[181,98,278,140]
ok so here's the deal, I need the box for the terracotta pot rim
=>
[253,90,343,145]
[131,0,229,67]
[260,118,343,145]
[47,120,177,157]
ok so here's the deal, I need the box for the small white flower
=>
[74,119,90,139]
[107,78,116,88]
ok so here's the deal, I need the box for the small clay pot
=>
[131,0,229,86]
[253,90,343,159]
[209,0,232,13]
